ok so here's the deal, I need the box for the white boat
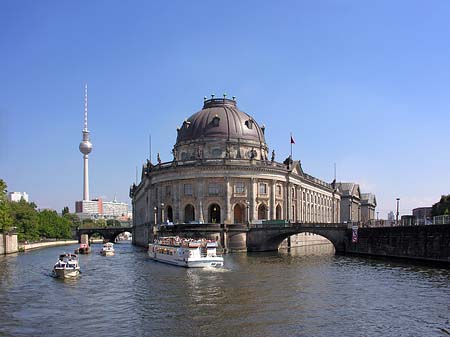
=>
[53,253,81,279]
[148,236,223,268]
[100,242,115,256]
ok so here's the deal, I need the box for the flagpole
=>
[290,132,293,158]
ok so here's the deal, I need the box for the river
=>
[0,242,449,337]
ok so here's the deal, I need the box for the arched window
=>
[167,206,173,222]
[209,204,221,223]
[276,204,282,220]
[184,204,195,223]
[233,204,245,224]
[258,204,267,220]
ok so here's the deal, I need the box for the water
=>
[0,242,449,337]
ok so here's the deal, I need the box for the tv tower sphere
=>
[79,138,92,154]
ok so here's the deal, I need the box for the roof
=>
[336,182,361,199]
[176,98,266,145]
[361,193,377,206]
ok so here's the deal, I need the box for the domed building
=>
[130,96,341,247]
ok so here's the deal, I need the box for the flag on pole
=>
[290,135,295,144]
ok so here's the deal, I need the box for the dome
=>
[176,98,266,145]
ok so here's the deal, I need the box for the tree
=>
[64,213,81,229]
[0,179,13,232]
[10,199,39,242]
[62,206,69,216]
[431,195,450,217]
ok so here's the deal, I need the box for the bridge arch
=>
[246,225,348,253]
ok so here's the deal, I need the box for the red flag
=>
[290,135,295,144]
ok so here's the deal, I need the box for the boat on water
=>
[100,242,115,256]
[148,236,223,268]
[74,243,91,254]
[53,253,81,279]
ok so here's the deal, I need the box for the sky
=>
[1,0,450,218]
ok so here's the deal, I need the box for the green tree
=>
[10,199,39,242]
[61,206,69,216]
[64,213,81,229]
[431,195,450,216]
[0,179,13,232]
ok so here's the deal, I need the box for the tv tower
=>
[79,83,93,201]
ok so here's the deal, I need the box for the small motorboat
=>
[74,243,91,254]
[53,253,81,279]
[100,242,115,256]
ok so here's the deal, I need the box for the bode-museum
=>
[129,96,373,248]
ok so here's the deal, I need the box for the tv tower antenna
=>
[79,83,93,201]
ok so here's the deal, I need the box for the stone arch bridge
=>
[77,227,133,243]
[154,222,351,253]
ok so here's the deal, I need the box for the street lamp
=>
[153,207,157,225]
[245,200,250,226]
[161,203,165,224]
[348,199,352,223]
[396,198,400,226]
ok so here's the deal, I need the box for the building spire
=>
[79,83,93,201]
[84,83,88,132]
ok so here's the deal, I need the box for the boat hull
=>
[53,268,80,279]
[101,250,115,256]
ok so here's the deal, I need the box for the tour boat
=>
[100,242,115,256]
[74,243,90,254]
[148,236,223,268]
[53,253,81,279]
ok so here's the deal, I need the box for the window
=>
[212,148,222,157]
[212,115,220,127]
[235,182,245,194]
[259,183,267,195]
[245,119,253,129]
[291,188,295,199]
[184,184,193,196]
[276,185,282,196]
[165,185,171,197]
[208,183,220,195]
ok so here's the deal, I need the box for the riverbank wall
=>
[345,225,450,265]
[0,233,18,255]
[20,240,78,252]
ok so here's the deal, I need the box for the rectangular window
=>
[165,185,171,197]
[184,184,193,196]
[208,183,220,195]
[276,185,282,196]
[235,182,245,194]
[259,183,267,195]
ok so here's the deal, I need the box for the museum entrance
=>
[209,204,221,224]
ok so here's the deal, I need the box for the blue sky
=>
[1,0,449,218]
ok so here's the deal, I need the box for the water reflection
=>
[0,242,449,337]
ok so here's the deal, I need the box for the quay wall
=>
[345,225,450,265]
[20,240,78,252]
[133,223,150,247]
[0,233,18,255]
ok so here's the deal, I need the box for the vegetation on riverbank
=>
[0,179,80,242]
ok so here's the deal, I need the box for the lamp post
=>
[396,198,400,226]
[245,200,250,226]
[161,203,165,224]
[348,199,352,223]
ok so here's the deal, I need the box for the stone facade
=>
[130,97,341,244]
